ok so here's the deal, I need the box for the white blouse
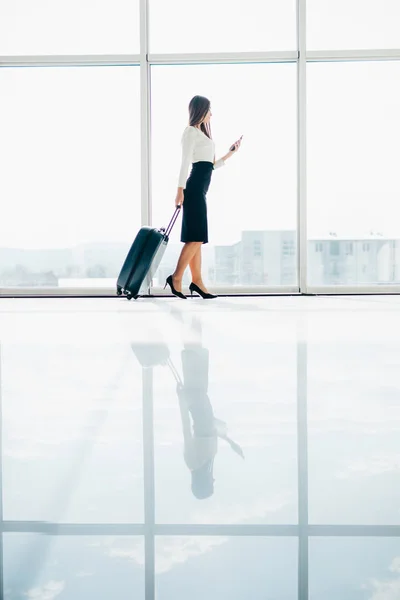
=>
[178,125,225,189]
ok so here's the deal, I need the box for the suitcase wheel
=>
[126,292,133,300]
[116,286,123,296]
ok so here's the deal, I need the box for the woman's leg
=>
[189,245,202,285]
[189,246,212,293]
[173,242,202,292]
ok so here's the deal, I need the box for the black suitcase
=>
[116,207,181,300]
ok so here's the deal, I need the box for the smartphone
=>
[230,135,243,152]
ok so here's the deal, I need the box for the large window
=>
[151,63,297,289]
[1,2,400,293]
[0,0,140,54]
[307,0,400,50]
[307,61,400,287]
[0,67,140,290]
[149,0,296,53]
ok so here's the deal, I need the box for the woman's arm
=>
[213,151,232,170]
[213,137,243,169]
[177,127,196,189]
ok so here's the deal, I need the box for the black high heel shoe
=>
[189,282,218,299]
[165,275,186,299]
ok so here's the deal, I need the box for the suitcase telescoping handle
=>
[163,206,181,238]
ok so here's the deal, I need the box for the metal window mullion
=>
[297,15,309,600]
[308,525,400,536]
[297,0,307,295]
[148,51,298,65]
[0,346,4,600]
[0,54,140,67]
[5,284,400,296]
[0,286,300,297]
[297,334,309,600]
[154,525,298,536]
[142,365,155,600]
[140,0,152,230]
[1,522,145,535]
[6,520,400,537]
[306,285,400,295]
[307,49,400,62]
[140,4,155,599]
[150,285,300,296]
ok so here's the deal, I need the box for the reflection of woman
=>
[165,95,242,300]
[174,333,244,500]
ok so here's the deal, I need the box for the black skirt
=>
[181,161,213,244]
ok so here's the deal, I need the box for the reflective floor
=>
[1,294,400,599]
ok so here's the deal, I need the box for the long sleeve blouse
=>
[177,125,225,189]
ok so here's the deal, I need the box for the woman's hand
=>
[175,188,184,207]
[229,135,243,155]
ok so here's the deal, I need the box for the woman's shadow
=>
[171,316,244,500]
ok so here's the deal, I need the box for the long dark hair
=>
[188,95,212,139]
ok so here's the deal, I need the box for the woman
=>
[176,316,244,500]
[165,95,242,299]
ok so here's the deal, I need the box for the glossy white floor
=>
[2,294,400,600]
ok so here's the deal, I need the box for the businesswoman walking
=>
[165,95,242,299]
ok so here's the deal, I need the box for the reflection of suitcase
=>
[116,208,181,300]
[131,343,170,367]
